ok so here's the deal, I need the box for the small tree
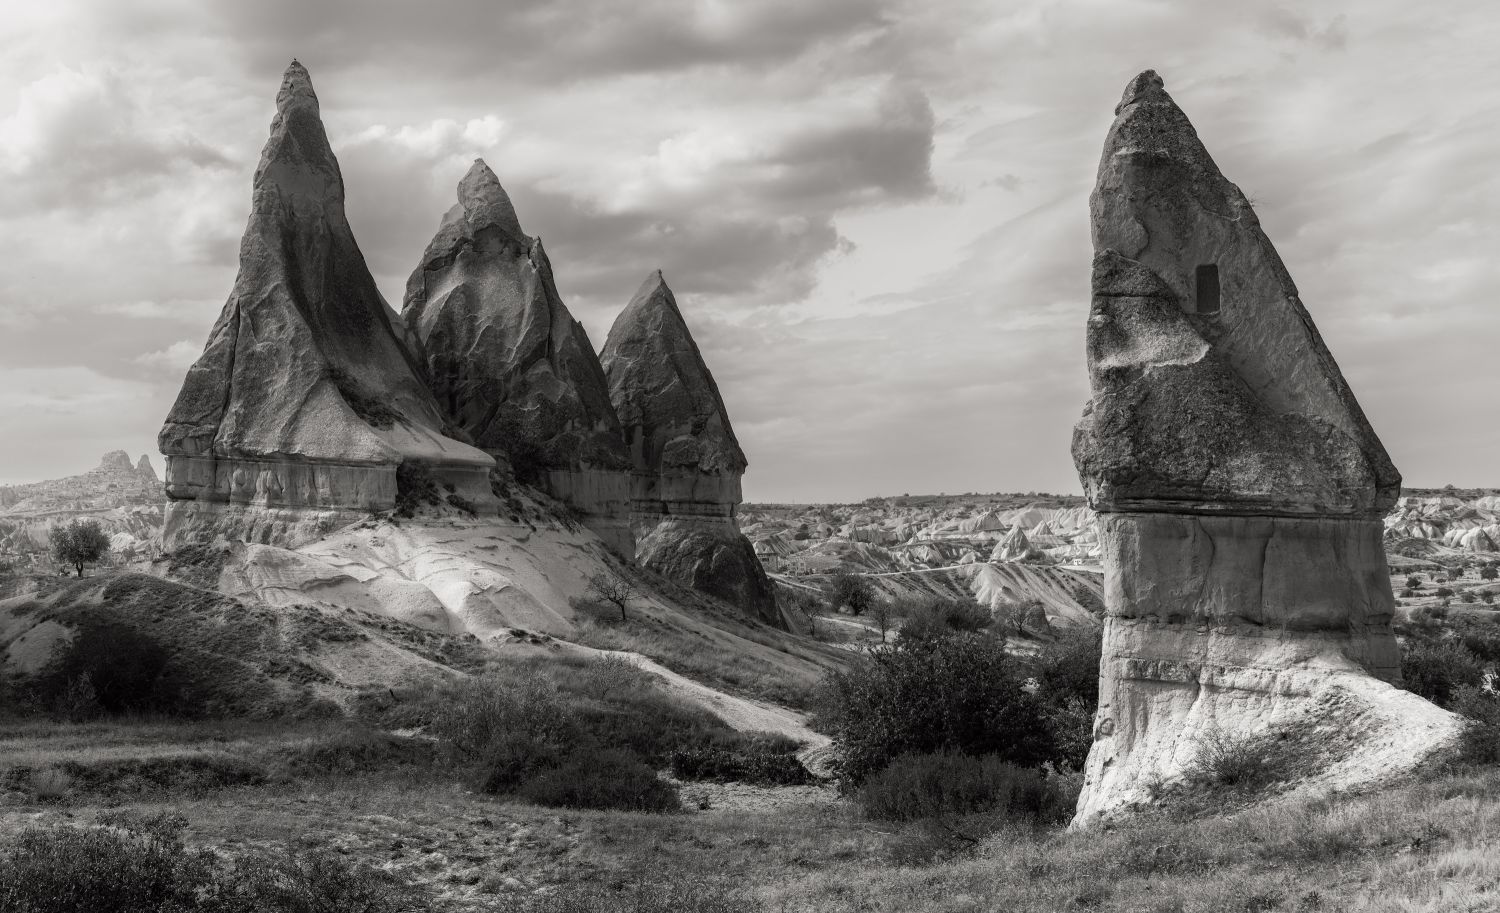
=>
[1481,565,1498,582]
[870,601,894,644]
[586,573,639,623]
[1437,587,1456,599]
[828,572,874,616]
[50,520,110,578]
[1406,575,1422,589]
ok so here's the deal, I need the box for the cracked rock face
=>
[157,62,494,545]
[402,160,630,477]
[1072,72,1456,826]
[601,272,780,626]
[402,159,632,554]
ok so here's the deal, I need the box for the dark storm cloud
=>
[166,0,889,84]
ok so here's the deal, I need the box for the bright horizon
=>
[2,2,1497,502]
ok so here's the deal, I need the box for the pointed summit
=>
[602,271,747,477]
[456,159,524,240]
[402,160,632,551]
[158,63,494,545]
[1077,70,1399,517]
[602,272,783,629]
[136,454,158,483]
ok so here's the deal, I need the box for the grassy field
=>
[2,715,1498,912]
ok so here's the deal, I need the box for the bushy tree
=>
[828,572,875,616]
[818,632,1055,786]
[1481,564,1498,582]
[1401,638,1485,708]
[896,599,992,646]
[49,519,110,578]
[1406,575,1423,589]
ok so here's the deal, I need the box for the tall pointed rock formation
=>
[601,272,784,628]
[1071,71,1457,824]
[158,62,495,546]
[402,160,633,553]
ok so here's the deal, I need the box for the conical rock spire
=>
[158,62,493,537]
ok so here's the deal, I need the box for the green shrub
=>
[516,878,753,913]
[1458,628,1500,664]
[514,747,680,812]
[0,813,423,912]
[1401,639,1486,707]
[1453,686,1500,765]
[895,599,992,645]
[1181,726,1308,794]
[1025,626,1103,770]
[828,572,875,615]
[818,632,1055,786]
[1,755,269,799]
[856,750,1072,824]
[669,733,812,786]
[393,462,442,518]
[281,728,438,777]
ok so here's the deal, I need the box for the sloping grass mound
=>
[4,573,352,720]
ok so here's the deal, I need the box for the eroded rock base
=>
[636,517,785,629]
[1075,511,1459,825]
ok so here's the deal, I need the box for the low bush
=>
[0,813,424,913]
[856,750,1073,824]
[669,732,812,786]
[514,747,680,812]
[515,878,753,913]
[1180,725,1308,794]
[281,727,438,777]
[1025,626,1103,770]
[2,755,269,800]
[1453,686,1500,765]
[895,599,993,645]
[1401,638,1486,707]
[818,632,1055,786]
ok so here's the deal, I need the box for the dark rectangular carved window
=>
[1195,264,1220,315]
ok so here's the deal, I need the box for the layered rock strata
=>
[1071,71,1457,823]
[402,160,633,554]
[158,62,495,547]
[601,272,783,627]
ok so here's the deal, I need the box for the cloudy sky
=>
[0,2,1495,502]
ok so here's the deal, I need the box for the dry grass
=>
[5,714,1500,911]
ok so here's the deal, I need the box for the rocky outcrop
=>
[136,455,158,483]
[402,160,632,553]
[989,525,1032,562]
[1072,71,1457,825]
[601,271,782,627]
[158,62,495,548]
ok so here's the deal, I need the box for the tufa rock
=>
[403,159,632,553]
[1071,72,1458,826]
[158,62,495,547]
[97,450,134,474]
[601,272,782,627]
[136,455,158,483]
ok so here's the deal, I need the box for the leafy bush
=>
[818,632,1055,786]
[1401,639,1485,707]
[515,878,752,913]
[828,572,875,615]
[1181,726,1308,794]
[1453,686,1500,765]
[669,733,812,786]
[515,747,680,812]
[0,813,423,912]
[281,728,438,777]
[895,599,993,645]
[1024,626,1103,769]
[393,461,442,518]
[856,750,1072,824]
[3,755,268,800]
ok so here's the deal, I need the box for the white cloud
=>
[133,340,201,372]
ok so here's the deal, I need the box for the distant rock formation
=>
[402,160,633,554]
[989,525,1031,562]
[98,450,134,474]
[136,455,158,483]
[1071,71,1457,824]
[601,271,783,627]
[158,62,495,548]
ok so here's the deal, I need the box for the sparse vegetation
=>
[855,750,1073,826]
[1400,636,1485,707]
[818,630,1055,787]
[49,519,110,578]
[827,572,874,616]
[586,572,640,622]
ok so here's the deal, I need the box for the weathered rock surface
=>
[1072,72,1458,825]
[989,525,1032,562]
[601,272,780,626]
[136,455,158,483]
[158,62,494,547]
[403,160,631,553]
